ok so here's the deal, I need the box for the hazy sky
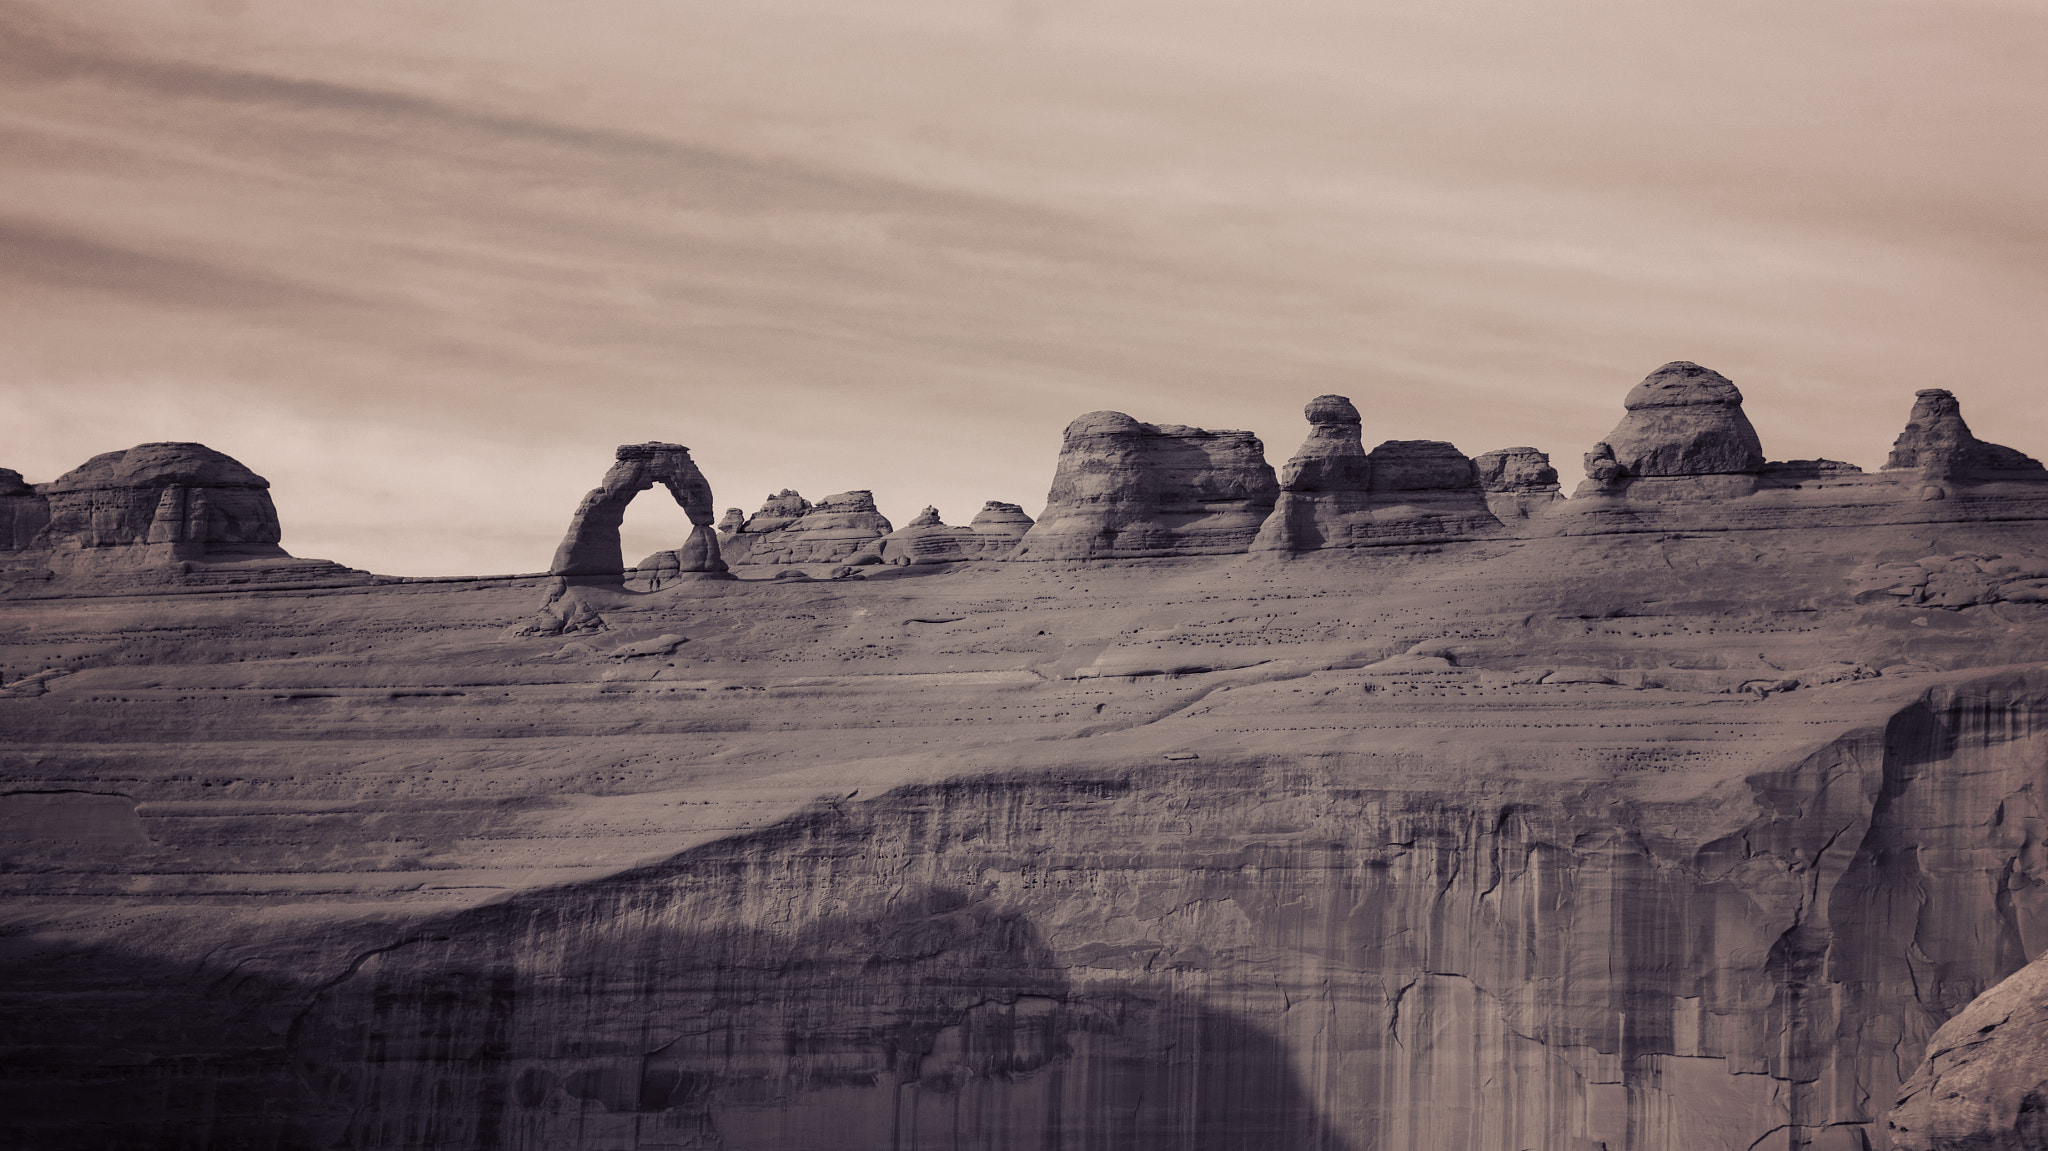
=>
[3,0,2044,574]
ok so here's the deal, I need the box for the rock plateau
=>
[6,364,2048,1151]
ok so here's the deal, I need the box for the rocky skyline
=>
[4,0,2047,576]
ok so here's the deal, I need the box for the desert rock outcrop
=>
[1474,446,1563,520]
[1252,396,1501,551]
[730,490,892,565]
[1885,388,2047,482]
[875,502,1037,564]
[550,442,724,585]
[1888,950,2048,1150]
[1014,411,1278,559]
[1576,361,1765,497]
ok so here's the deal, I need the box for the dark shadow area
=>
[2,784,1359,1150]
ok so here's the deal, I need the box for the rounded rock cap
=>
[43,442,269,493]
[1305,395,1362,425]
[1623,362,1744,410]
[1064,411,1145,438]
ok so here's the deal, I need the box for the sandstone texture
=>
[1888,951,2048,1150]
[0,442,358,591]
[1252,395,1501,551]
[1013,411,1278,559]
[1576,361,1765,499]
[873,502,1037,565]
[551,442,723,585]
[727,489,893,565]
[6,383,2048,1151]
[1475,445,1564,520]
[1886,389,2047,481]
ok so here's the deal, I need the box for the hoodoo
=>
[550,442,723,584]
[1885,388,2047,482]
[1013,411,1278,559]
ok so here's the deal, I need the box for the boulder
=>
[1251,398,1499,552]
[549,442,724,585]
[1884,389,2046,482]
[732,490,893,565]
[1573,362,1766,498]
[1474,446,1563,521]
[1015,411,1277,559]
[1887,951,2048,1150]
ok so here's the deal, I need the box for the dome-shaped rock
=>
[1596,361,1765,480]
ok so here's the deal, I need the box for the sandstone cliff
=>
[7,376,2048,1151]
[1013,411,1278,559]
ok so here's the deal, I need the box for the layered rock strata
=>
[1888,951,2048,1150]
[1474,446,1563,520]
[874,503,1036,564]
[1885,388,2047,482]
[1252,396,1500,552]
[0,442,356,589]
[728,490,893,565]
[550,442,724,585]
[1575,361,1765,499]
[1013,412,1278,559]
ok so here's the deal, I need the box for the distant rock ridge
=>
[550,442,724,586]
[1013,411,1278,560]
[1885,388,2046,481]
[727,490,893,565]
[0,442,358,590]
[875,501,1037,564]
[1251,395,1502,552]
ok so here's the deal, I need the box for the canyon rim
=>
[5,366,2048,1150]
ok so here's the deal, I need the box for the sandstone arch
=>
[550,442,725,585]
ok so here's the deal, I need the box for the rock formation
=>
[1575,361,1765,498]
[1474,446,1563,520]
[1252,396,1501,551]
[11,372,2048,1151]
[728,490,892,565]
[550,442,724,585]
[715,507,746,534]
[1013,411,1278,559]
[1884,388,2047,482]
[1888,950,2048,1150]
[875,502,1036,564]
[0,443,357,589]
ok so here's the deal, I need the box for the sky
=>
[2,0,2044,575]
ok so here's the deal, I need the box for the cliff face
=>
[7,374,2048,1150]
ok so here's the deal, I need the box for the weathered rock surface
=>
[1474,445,1564,520]
[730,490,893,565]
[1888,951,2048,1150]
[1013,411,1278,559]
[551,442,724,585]
[0,443,358,590]
[1252,395,1501,551]
[9,380,2048,1151]
[1574,362,1765,499]
[1885,389,2048,482]
[874,503,1037,564]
